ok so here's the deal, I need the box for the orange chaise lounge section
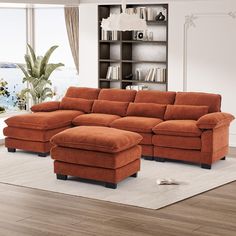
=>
[3,87,100,157]
[3,87,234,169]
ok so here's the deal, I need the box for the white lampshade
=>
[101,12,147,31]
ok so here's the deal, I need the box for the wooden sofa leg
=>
[130,173,138,178]
[56,174,67,180]
[155,157,166,162]
[38,152,48,157]
[221,157,226,160]
[201,164,212,170]
[105,182,117,189]
[7,148,16,153]
[143,156,154,161]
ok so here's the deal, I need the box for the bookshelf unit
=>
[98,4,168,91]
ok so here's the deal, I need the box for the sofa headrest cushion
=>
[60,97,94,113]
[127,103,166,119]
[92,100,129,117]
[164,105,209,121]
[65,87,100,100]
[98,89,136,102]
[174,92,221,113]
[134,90,176,104]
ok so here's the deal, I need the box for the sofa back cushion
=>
[174,92,221,113]
[65,87,100,100]
[127,103,166,119]
[164,105,209,120]
[98,89,136,102]
[60,97,94,113]
[134,90,176,104]
[92,100,129,116]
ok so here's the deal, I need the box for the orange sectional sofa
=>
[4,87,235,169]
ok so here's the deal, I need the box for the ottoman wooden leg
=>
[105,182,117,189]
[130,173,138,178]
[57,174,68,180]
[143,156,154,161]
[8,148,16,153]
[201,164,211,170]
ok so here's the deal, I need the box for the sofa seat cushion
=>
[152,120,202,137]
[72,113,120,127]
[110,116,163,133]
[3,126,71,142]
[152,135,201,150]
[51,145,141,169]
[5,110,83,130]
[51,126,143,153]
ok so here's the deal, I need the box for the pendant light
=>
[101,0,147,31]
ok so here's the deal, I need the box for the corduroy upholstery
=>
[72,113,120,127]
[31,101,60,112]
[5,110,83,130]
[51,126,142,188]
[4,86,234,168]
[111,116,162,133]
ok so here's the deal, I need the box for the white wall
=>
[78,4,98,88]
[78,0,236,146]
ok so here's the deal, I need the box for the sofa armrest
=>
[196,112,235,129]
[31,101,60,112]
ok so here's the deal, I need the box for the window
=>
[0,8,27,112]
[35,7,78,99]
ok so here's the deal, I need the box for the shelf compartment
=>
[99,59,121,63]
[147,21,167,26]
[122,60,166,64]
[99,78,121,82]
[122,40,167,45]
[122,79,166,84]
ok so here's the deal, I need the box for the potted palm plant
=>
[18,44,64,105]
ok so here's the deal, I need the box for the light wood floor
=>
[0,181,235,236]
[1,147,236,236]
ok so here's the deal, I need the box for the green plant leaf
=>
[17,64,29,79]
[27,44,36,63]
[44,63,64,80]
[40,45,59,76]
[24,54,33,75]
[32,56,43,78]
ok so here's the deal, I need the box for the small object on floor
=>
[156,178,179,185]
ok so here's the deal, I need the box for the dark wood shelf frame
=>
[98,4,169,90]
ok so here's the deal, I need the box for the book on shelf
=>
[126,7,156,21]
[126,84,149,91]
[144,68,166,82]
[101,30,118,40]
[135,68,142,81]
[106,66,120,80]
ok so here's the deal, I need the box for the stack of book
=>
[144,68,166,82]
[106,66,120,80]
[126,7,155,21]
[126,84,149,91]
[101,30,118,40]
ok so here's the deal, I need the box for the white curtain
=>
[64,7,79,74]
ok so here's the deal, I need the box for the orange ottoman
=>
[51,126,142,189]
